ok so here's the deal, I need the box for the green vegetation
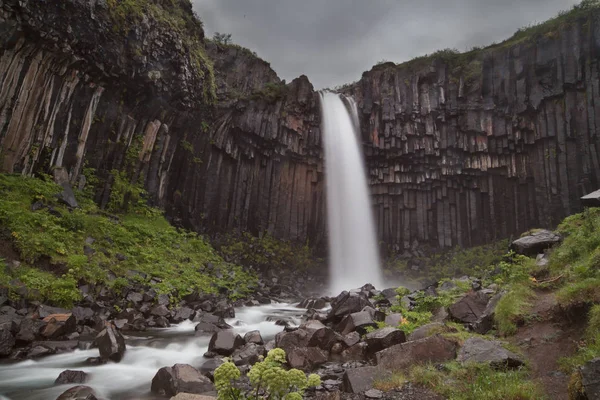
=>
[219,232,321,272]
[213,32,233,45]
[0,174,257,307]
[249,82,289,104]
[214,348,321,400]
[406,361,544,400]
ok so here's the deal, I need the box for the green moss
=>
[494,283,534,336]
[0,174,257,306]
[249,82,288,104]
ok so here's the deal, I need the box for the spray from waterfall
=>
[320,92,383,294]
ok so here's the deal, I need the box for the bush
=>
[214,348,320,400]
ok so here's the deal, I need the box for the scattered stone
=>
[364,327,406,354]
[340,342,368,362]
[472,292,505,334]
[151,364,215,396]
[55,370,88,385]
[208,331,245,356]
[384,313,403,327]
[194,314,232,335]
[341,366,388,394]
[95,324,126,362]
[243,330,264,345]
[457,337,524,369]
[55,385,97,400]
[364,389,383,399]
[308,326,344,352]
[172,307,195,323]
[448,291,490,324]
[151,305,171,318]
[17,317,45,343]
[335,311,377,335]
[72,307,94,325]
[376,335,457,370]
[511,230,562,256]
[580,357,600,399]
[126,292,144,304]
[343,332,361,348]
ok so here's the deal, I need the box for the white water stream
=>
[320,92,383,294]
[0,303,305,400]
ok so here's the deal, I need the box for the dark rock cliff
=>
[0,0,599,254]
[343,10,600,252]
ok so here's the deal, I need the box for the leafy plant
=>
[214,348,320,400]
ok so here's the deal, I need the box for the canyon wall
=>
[344,11,600,252]
[0,0,599,254]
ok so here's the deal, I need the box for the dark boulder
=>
[198,358,225,378]
[471,292,505,334]
[287,346,328,371]
[307,326,344,352]
[16,317,45,343]
[213,301,235,318]
[150,305,171,318]
[126,291,144,304]
[376,335,457,370]
[95,324,126,362]
[328,292,373,322]
[275,328,311,355]
[232,343,265,366]
[0,327,15,356]
[339,342,368,362]
[151,364,215,396]
[55,370,88,385]
[511,230,562,256]
[42,314,77,339]
[364,327,406,354]
[448,291,490,324]
[298,298,327,309]
[172,307,195,323]
[55,385,97,400]
[194,313,232,335]
[72,307,94,326]
[37,304,69,319]
[243,330,264,345]
[335,311,377,335]
[342,366,389,394]
[207,331,245,356]
[457,337,524,369]
[579,357,600,399]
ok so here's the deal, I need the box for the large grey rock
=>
[17,317,45,343]
[341,366,389,394]
[287,346,328,371]
[207,331,245,356]
[172,307,195,323]
[471,292,505,334]
[54,167,79,208]
[37,305,69,319]
[71,307,94,325]
[335,311,377,335]
[376,335,457,370]
[448,291,490,324]
[243,330,264,345]
[580,357,600,399]
[581,189,600,208]
[364,327,406,354]
[95,324,126,362]
[407,323,445,342]
[511,230,562,256]
[384,313,403,327]
[457,337,524,369]
[307,325,344,351]
[275,329,311,355]
[55,370,89,385]
[0,327,15,356]
[55,385,97,400]
[151,364,215,396]
[194,314,232,335]
[328,292,373,322]
[232,343,265,366]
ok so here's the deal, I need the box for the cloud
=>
[194,0,579,89]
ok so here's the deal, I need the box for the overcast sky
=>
[194,0,579,89]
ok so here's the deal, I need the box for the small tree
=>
[213,32,233,45]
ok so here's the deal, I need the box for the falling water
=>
[320,92,383,294]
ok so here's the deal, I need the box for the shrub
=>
[214,348,320,400]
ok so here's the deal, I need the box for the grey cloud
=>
[194,0,579,89]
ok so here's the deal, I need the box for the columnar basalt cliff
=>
[344,10,600,251]
[0,0,599,254]
[0,0,325,246]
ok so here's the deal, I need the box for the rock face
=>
[151,364,215,397]
[0,0,599,253]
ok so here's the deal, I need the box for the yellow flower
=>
[529,277,537,283]
[400,317,409,326]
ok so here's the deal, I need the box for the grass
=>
[407,361,545,400]
[494,284,535,336]
[559,304,600,373]
[0,174,257,307]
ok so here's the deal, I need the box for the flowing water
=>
[0,303,307,400]
[320,92,383,294]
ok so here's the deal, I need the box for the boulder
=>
[275,329,311,355]
[17,317,45,343]
[328,292,373,322]
[457,337,524,369]
[364,327,406,354]
[207,331,245,356]
[580,357,600,399]
[151,305,171,318]
[407,323,445,341]
[213,301,235,318]
[71,307,94,326]
[581,189,600,208]
[152,364,215,396]
[307,326,344,352]
[298,298,327,309]
[42,314,77,339]
[172,307,195,323]
[339,342,368,362]
[343,332,361,347]
[198,358,225,379]
[55,370,88,385]
[37,304,69,319]
[511,230,562,256]
[95,324,126,362]
[54,167,79,208]
[194,314,232,335]
[376,335,457,370]
[384,313,403,327]
[471,292,505,334]
[0,327,15,356]
[335,311,377,335]
[232,343,265,366]
[448,291,490,324]
[341,366,389,394]
[0,313,20,334]
[243,330,264,345]
[287,346,328,371]
[55,385,98,400]
[126,291,144,304]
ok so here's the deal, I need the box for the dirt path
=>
[510,290,584,400]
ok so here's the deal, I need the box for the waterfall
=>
[320,92,383,294]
